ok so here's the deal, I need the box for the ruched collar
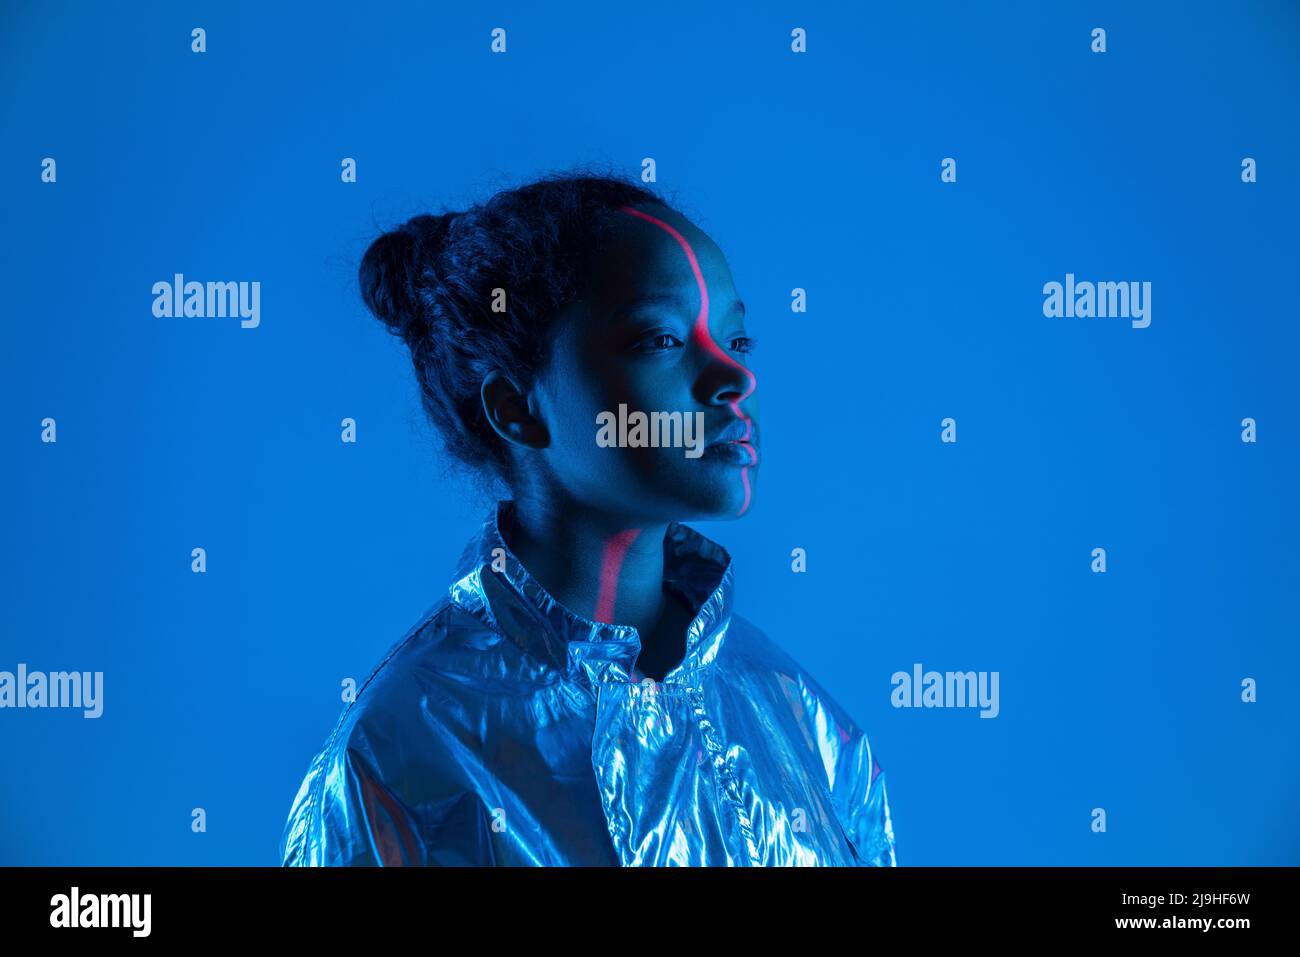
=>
[447,500,735,688]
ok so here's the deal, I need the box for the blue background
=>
[2,0,1297,865]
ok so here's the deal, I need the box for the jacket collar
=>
[448,500,735,688]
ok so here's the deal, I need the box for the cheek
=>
[612,365,688,416]
[538,349,608,453]
[567,368,682,445]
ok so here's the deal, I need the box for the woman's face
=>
[528,202,760,523]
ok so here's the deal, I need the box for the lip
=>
[702,439,758,466]
[707,419,754,446]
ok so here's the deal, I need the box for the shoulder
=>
[278,598,493,866]
[721,612,867,743]
[720,612,897,865]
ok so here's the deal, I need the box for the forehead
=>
[583,204,736,317]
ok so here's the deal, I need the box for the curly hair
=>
[358,169,675,484]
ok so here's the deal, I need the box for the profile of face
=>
[487,203,759,524]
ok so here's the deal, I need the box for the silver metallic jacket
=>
[280,501,897,866]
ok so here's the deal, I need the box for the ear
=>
[481,370,549,452]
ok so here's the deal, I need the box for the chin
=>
[673,480,758,522]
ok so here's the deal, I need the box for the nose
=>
[692,331,757,406]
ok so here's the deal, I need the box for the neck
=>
[504,495,670,631]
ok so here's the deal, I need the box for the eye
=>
[635,332,684,352]
[728,336,757,354]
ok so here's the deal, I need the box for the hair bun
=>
[358,212,458,339]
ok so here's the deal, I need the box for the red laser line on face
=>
[617,205,758,516]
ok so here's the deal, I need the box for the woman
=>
[279,171,897,866]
